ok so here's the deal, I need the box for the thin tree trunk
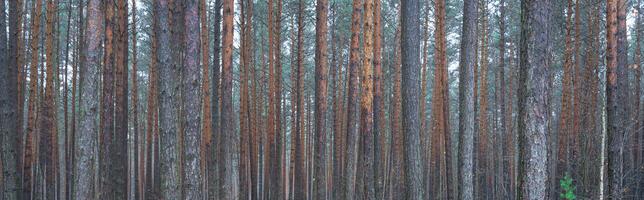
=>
[373,0,386,198]
[239,0,250,198]
[221,0,239,197]
[430,0,450,198]
[199,0,212,198]
[390,20,405,200]
[294,0,306,198]
[41,1,58,199]
[146,5,159,199]
[314,0,330,198]
[209,0,222,198]
[478,2,492,199]
[131,1,142,199]
[345,0,361,198]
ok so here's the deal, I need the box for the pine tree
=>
[41,1,58,198]
[76,0,102,197]
[221,0,239,197]
[314,0,330,198]
[458,0,477,199]
[155,0,181,199]
[518,0,551,199]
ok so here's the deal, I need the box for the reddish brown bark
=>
[23,0,42,198]
[314,0,330,198]
[41,1,58,199]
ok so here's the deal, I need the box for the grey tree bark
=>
[458,0,477,199]
[518,0,551,199]
[401,0,424,198]
[155,0,181,199]
[182,0,203,199]
[0,0,22,197]
[75,0,102,198]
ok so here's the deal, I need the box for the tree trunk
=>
[557,0,574,191]
[221,0,239,197]
[294,0,306,198]
[131,1,142,199]
[23,1,43,199]
[390,20,405,200]
[400,0,423,198]
[458,0,477,199]
[75,0,102,197]
[146,4,159,199]
[430,0,450,198]
[372,1,386,198]
[632,1,642,199]
[114,0,129,198]
[314,0,329,198]
[100,0,116,197]
[182,0,204,199]
[155,0,181,199]
[2,0,23,199]
[209,0,222,198]
[606,0,626,199]
[478,2,492,199]
[518,0,551,199]
[498,0,510,198]
[359,0,375,198]
[239,0,251,198]
[345,0,361,198]
[41,1,58,199]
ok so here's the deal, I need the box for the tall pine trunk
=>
[221,0,240,197]
[458,0,477,199]
[345,0,361,198]
[75,0,102,197]
[314,0,329,198]
[41,1,58,199]
[401,0,424,198]
[518,0,551,199]
[2,0,24,199]
[155,0,181,199]
[606,0,627,198]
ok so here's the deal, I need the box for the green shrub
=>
[560,173,576,200]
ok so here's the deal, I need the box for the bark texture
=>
[458,0,477,199]
[401,0,424,198]
[518,0,551,199]
[155,0,181,199]
[314,0,330,198]
[76,0,102,198]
